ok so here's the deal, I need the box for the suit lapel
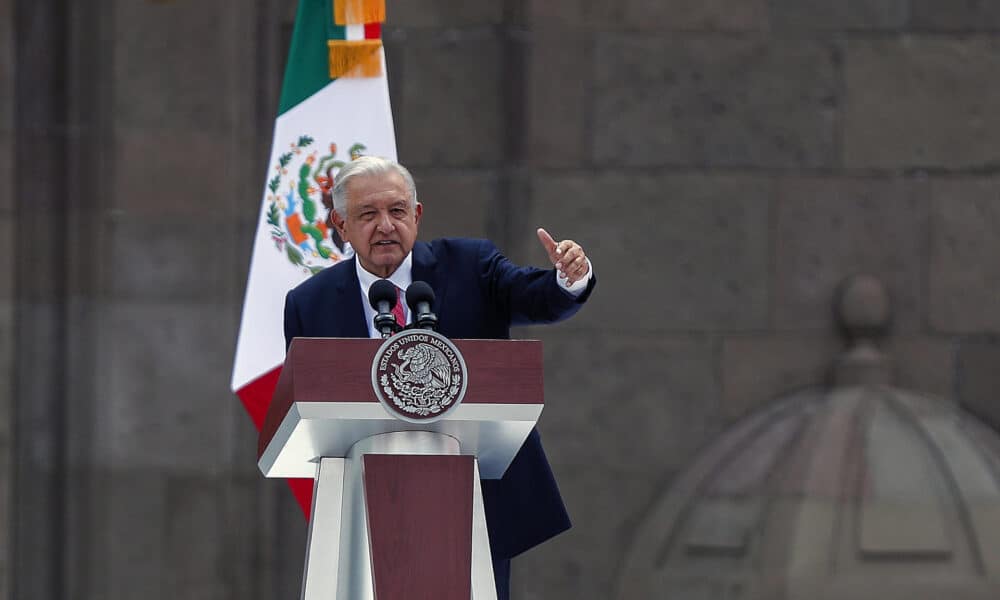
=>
[411,241,447,316]
[332,257,369,338]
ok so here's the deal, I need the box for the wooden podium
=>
[257,335,545,600]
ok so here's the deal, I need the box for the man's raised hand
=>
[536,228,590,286]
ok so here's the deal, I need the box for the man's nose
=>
[376,212,394,233]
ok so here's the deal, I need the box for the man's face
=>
[332,171,422,278]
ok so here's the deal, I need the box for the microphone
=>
[405,281,438,331]
[368,278,400,338]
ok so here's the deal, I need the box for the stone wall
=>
[7,1,304,598]
[4,1,1000,599]
[508,2,1000,598]
[0,0,13,596]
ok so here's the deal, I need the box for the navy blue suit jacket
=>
[283,238,595,595]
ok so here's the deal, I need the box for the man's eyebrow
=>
[351,198,408,213]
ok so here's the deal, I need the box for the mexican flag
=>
[231,0,396,516]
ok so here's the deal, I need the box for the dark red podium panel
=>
[364,454,474,600]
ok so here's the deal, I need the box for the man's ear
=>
[414,202,423,225]
[330,210,347,237]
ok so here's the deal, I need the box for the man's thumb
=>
[536,227,557,254]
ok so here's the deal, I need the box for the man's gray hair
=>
[331,156,418,218]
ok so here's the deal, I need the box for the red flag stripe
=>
[235,366,282,429]
[235,366,314,518]
[288,478,314,519]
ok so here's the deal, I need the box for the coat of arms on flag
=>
[231,0,396,517]
[265,138,367,273]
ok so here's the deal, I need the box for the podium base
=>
[301,431,498,600]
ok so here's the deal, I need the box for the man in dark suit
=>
[283,156,594,599]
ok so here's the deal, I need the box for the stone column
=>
[11,0,76,597]
[0,0,14,595]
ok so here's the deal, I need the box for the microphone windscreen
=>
[405,281,435,311]
[368,279,398,310]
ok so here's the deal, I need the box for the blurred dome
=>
[616,276,1000,600]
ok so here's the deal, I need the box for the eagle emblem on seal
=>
[394,344,452,390]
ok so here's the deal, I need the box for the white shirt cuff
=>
[558,258,593,297]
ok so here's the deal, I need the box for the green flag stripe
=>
[328,24,347,41]
[278,0,338,115]
[327,0,345,39]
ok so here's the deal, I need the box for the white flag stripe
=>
[345,24,365,40]
[231,54,396,391]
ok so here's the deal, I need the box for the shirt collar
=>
[356,253,414,299]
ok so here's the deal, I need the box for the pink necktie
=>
[391,285,406,328]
